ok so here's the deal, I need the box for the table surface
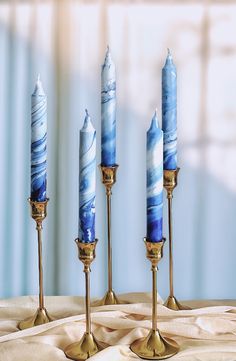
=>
[0,293,236,361]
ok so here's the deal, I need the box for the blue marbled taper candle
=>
[79,110,96,243]
[101,47,116,166]
[147,111,163,243]
[162,49,177,170]
[31,76,47,202]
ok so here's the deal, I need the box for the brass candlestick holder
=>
[65,239,108,361]
[18,198,53,330]
[164,169,191,311]
[130,239,179,359]
[95,164,121,305]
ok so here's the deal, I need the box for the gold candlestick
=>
[95,164,121,305]
[65,239,108,361]
[130,239,179,359]
[18,198,53,330]
[164,169,191,311]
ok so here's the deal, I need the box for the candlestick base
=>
[164,296,191,311]
[18,307,53,330]
[65,332,107,361]
[130,329,179,360]
[92,290,122,306]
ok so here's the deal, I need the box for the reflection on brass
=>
[130,239,179,359]
[164,169,191,311]
[65,332,107,361]
[64,239,108,361]
[94,165,123,306]
[18,308,53,330]
[131,329,179,360]
[18,198,53,330]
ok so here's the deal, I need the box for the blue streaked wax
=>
[79,110,96,243]
[162,49,177,170]
[101,46,116,166]
[146,111,163,243]
[31,76,47,202]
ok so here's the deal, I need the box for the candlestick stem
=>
[152,264,157,331]
[106,187,113,293]
[130,240,179,360]
[85,265,91,334]
[37,221,44,310]
[164,169,191,310]
[167,195,174,298]
[65,240,108,361]
[18,199,53,330]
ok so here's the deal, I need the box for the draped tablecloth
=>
[0,293,236,361]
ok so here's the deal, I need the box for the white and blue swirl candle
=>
[31,76,47,202]
[101,47,116,166]
[79,110,96,243]
[162,49,177,170]
[147,111,163,243]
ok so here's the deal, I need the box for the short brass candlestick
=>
[65,239,108,361]
[130,239,179,359]
[164,169,191,311]
[96,164,121,305]
[18,198,53,330]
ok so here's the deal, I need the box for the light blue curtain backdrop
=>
[1,0,236,300]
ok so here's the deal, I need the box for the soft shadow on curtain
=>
[0,0,236,299]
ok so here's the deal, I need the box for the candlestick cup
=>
[18,198,53,329]
[130,239,179,359]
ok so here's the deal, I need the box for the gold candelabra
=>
[95,164,121,305]
[164,169,191,311]
[130,239,179,359]
[65,239,108,361]
[18,198,53,330]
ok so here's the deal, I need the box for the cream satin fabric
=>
[0,293,236,361]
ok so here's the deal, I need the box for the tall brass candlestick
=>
[130,240,179,359]
[96,164,121,305]
[164,169,191,311]
[65,240,107,361]
[18,198,53,330]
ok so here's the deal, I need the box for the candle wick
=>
[85,109,89,116]
[37,74,41,82]
[167,48,171,56]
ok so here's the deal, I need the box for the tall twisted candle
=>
[162,49,177,170]
[147,111,163,243]
[79,110,96,243]
[101,47,116,166]
[31,76,47,202]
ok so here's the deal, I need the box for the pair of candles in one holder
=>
[30,48,177,244]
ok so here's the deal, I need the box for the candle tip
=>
[164,48,174,66]
[104,45,112,65]
[148,110,159,132]
[33,74,45,96]
[82,110,95,132]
